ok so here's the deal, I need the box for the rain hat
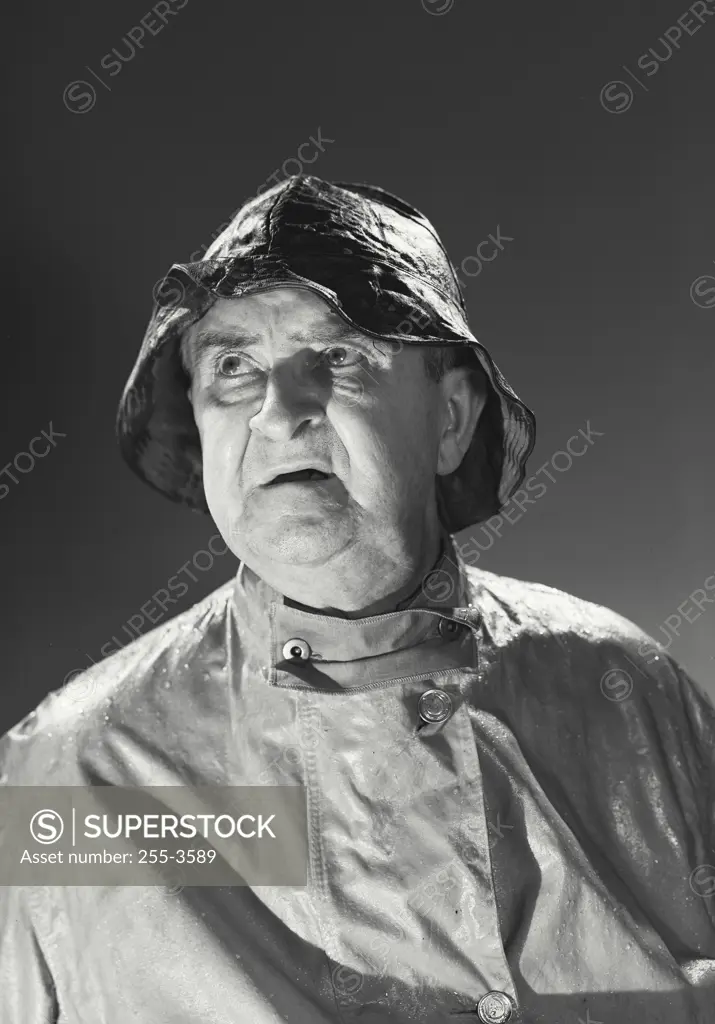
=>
[116,175,536,532]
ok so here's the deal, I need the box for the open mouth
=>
[266,469,335,485]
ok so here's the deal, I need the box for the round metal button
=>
[417,688,453,724]
[282,638,312,661]
[476,990,513,1023]
[438,617,462,639]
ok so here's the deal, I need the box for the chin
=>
[241,515,354,566]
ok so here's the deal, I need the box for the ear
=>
[436,367,487,476]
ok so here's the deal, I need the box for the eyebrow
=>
[189,319,370,368]
[189,328,259,362]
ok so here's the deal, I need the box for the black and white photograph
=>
[1,1,714,1021]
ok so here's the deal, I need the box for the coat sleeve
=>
[0,724,59,1023]
[0,885,59,1023]
[665,656,715,873]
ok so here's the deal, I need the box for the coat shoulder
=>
[0,579,235,784]
[460,562,659,657]
[459,563,715,733]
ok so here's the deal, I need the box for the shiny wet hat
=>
[116,175,536,532]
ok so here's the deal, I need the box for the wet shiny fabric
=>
[1,535,714,1023]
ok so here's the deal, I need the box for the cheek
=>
[195,409,248,485]
[373,383,436,454]
[332,398,433,487]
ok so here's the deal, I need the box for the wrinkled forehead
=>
[180,286,392,379]
[189,286,349,343]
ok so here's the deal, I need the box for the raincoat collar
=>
[232,529,475,692]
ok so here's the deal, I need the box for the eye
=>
[320,346,364,369]
[216,353,245,377]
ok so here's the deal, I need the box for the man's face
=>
[184,287,460,568]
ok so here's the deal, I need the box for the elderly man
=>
[1,176,713,1024]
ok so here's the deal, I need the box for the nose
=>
[248,355,327,441]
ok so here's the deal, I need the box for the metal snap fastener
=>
[282,638,311,661]
[417,688,453,724]
[476,990,513,1023]
[438,617,461,639]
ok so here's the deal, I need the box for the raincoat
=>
[1,530,714,1023]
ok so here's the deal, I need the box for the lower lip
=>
[257,476,344,510]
